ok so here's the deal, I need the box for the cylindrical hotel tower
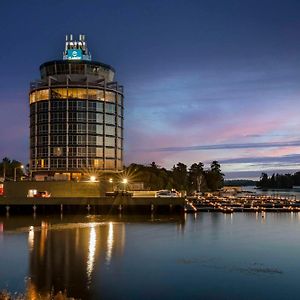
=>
[29,34,123,180]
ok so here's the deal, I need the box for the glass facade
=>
[30,60,124,176]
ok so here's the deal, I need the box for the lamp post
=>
[14,165,24,182]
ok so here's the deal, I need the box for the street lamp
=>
[14,165,24,182]
[90,175,96,182]
[109,178,113,191]
[122,178,128,191]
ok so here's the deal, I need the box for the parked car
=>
[33,191,51,198]
[155,190,179,198]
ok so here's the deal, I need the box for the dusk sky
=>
[0,0,300,179]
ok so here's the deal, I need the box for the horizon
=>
[0,0,300,180]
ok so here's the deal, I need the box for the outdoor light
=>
[122,178,128,184]
[14,164,25,181]
[109,178,113,183]
[90,176,96,182]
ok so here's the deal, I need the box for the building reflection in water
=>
[27,221,125,299]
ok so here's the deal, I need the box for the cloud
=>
[221,154,300,164]
[139,140,300,152]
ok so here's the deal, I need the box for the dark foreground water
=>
[1,212,300,299]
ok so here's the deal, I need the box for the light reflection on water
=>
[87,224,96,285]
[1,213,300,299]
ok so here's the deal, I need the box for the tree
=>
[188,162,204,193]
[172,162,188,191]
[205,161,224,191]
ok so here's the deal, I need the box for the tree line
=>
[124,161,224,193]
[257,172,300,189]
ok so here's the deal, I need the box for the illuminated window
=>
[105,159,115,169]
[105,92,115,103]
[94,159,103,168]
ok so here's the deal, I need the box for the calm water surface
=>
[1,212,300,299]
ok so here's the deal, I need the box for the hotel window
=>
[69,135,77,145]
[105,115,115,125]
[30,105,36,115]
[96,147,103,157]
[38,124,48,134]
[35,89,49,101]
[77,135,86,145]
[68,88,87,99]
[51,88,68,99]
[105,92,115,103]
[69,112,77,121]
[117,160,123,170]
[88,135,96,145]
[71,63,85,74]
[78,100,87,111]
[77,123,86,133]
[68,159,77,168]
[105,137,115,147]
[88,147,96,156]
[117,127,122,138]
[68,147,77,156]
[37,147,48,156]
[88,112,96,122]
[105,159,115,169]
[51,135,66,144]
[117,105,122,116]
[38,136,48,145]
[77,112,86,122]
[52,147,64,157]
[96,136,103,145]
[96,125,103,134]
[51,100,66,111]
[37,102,48,112]
[88,124,96,134]
[117,138,122,149]
[105,103,115,114]
[96,102,103,112]
[68,100,77,111]
[37,113,48,123]
[96,113,103,123]
[51,124,66,133]
[78,147,86,156]
[105,125,115,136]
[105,148,115,158]
[56,64,69,75]
[88,101,97,111]
[117,116,122,127]
[51,112,66,122]
[117,149,122,159]
[93,159,103,168]
[77,158,86,168]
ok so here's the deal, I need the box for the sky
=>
[0,0,299,179]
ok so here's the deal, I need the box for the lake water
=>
[1,212,300,299]
[242,186,300,200]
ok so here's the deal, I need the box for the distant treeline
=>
[125,161,224,193]
[224,179,257,186]
[257,172,300,189]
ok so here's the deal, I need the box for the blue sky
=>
[0,0,300,179]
